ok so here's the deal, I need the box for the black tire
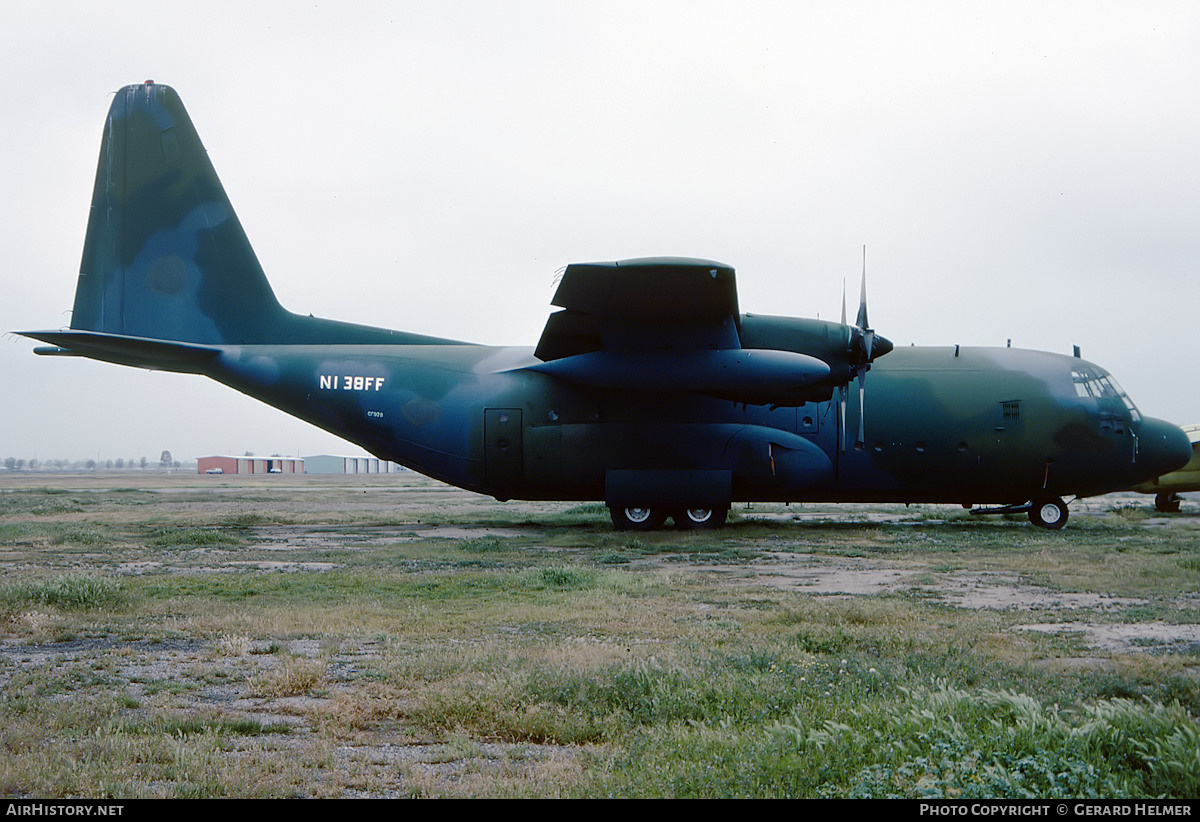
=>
[673,507,728,530]
[1155,492,1182,513]
[1029,498,1068,530]
[610,506,667,531]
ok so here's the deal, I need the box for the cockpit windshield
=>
[1072,366,1141,422]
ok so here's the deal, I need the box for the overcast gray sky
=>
[3,1,1198,463]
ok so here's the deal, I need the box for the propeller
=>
[838,247,892,451]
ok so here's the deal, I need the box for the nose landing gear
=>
[1028,497,1069,530]
[968,497,1071,529]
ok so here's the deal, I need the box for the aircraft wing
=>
[526,257,830,403]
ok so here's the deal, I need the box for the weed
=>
[532,567,597,590]
[213,634,251,655]
[150,717,293,737]
[1,574,124,611]
[562,503,609,518]
[1109,506,1152,522]
[768,682,1200,798]
[48,524,113,546]
[142,679,201,696]
[147,527,242,548]
[248,656,326,697]
[459,537,510,553]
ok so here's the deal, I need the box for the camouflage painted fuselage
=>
[196,335,1180,507]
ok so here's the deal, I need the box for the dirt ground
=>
[3,472,1197,656]
[1,471,1197,796]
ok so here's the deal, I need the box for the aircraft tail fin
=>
[36,82,465,353]
[71,82,286,345]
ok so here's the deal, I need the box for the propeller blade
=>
[857,370,866,446]
[838,383,847,452]
[856,246,869,331]
[840,280,850,351]
[854,246,872,446]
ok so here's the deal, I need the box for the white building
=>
[302,455,405,474]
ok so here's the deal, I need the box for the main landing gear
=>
[609,506,728,531]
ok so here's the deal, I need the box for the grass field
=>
[1,472,1197,798]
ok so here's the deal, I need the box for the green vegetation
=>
[0,476,1196,797]
[591,681,1200,798]
[1,574,125,611]
[146,527,243,548]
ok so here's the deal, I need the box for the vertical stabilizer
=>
[72,82,286,344]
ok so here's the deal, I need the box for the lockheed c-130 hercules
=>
[21,83,1192,531]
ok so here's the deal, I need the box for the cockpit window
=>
[1072,367,1141,422]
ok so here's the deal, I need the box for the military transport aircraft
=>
[20,83,1192,531]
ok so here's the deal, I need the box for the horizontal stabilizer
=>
[20,330,219,373]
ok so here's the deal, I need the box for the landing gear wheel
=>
[1029,498,1068,530]
[674,507,728,530]
[610,506,667,532]
[1155,492,1182,513]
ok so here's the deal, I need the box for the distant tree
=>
[28,459,39,471]
[16,459,25,470]
[86,459,96,471]
[243,451,254,457]
[4,457,14,471]
[139,457,147,469]
[105,460,113,469]
[115,458,124,469]
[160,450,173,468]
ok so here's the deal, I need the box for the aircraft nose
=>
[1138,418,1192,478]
